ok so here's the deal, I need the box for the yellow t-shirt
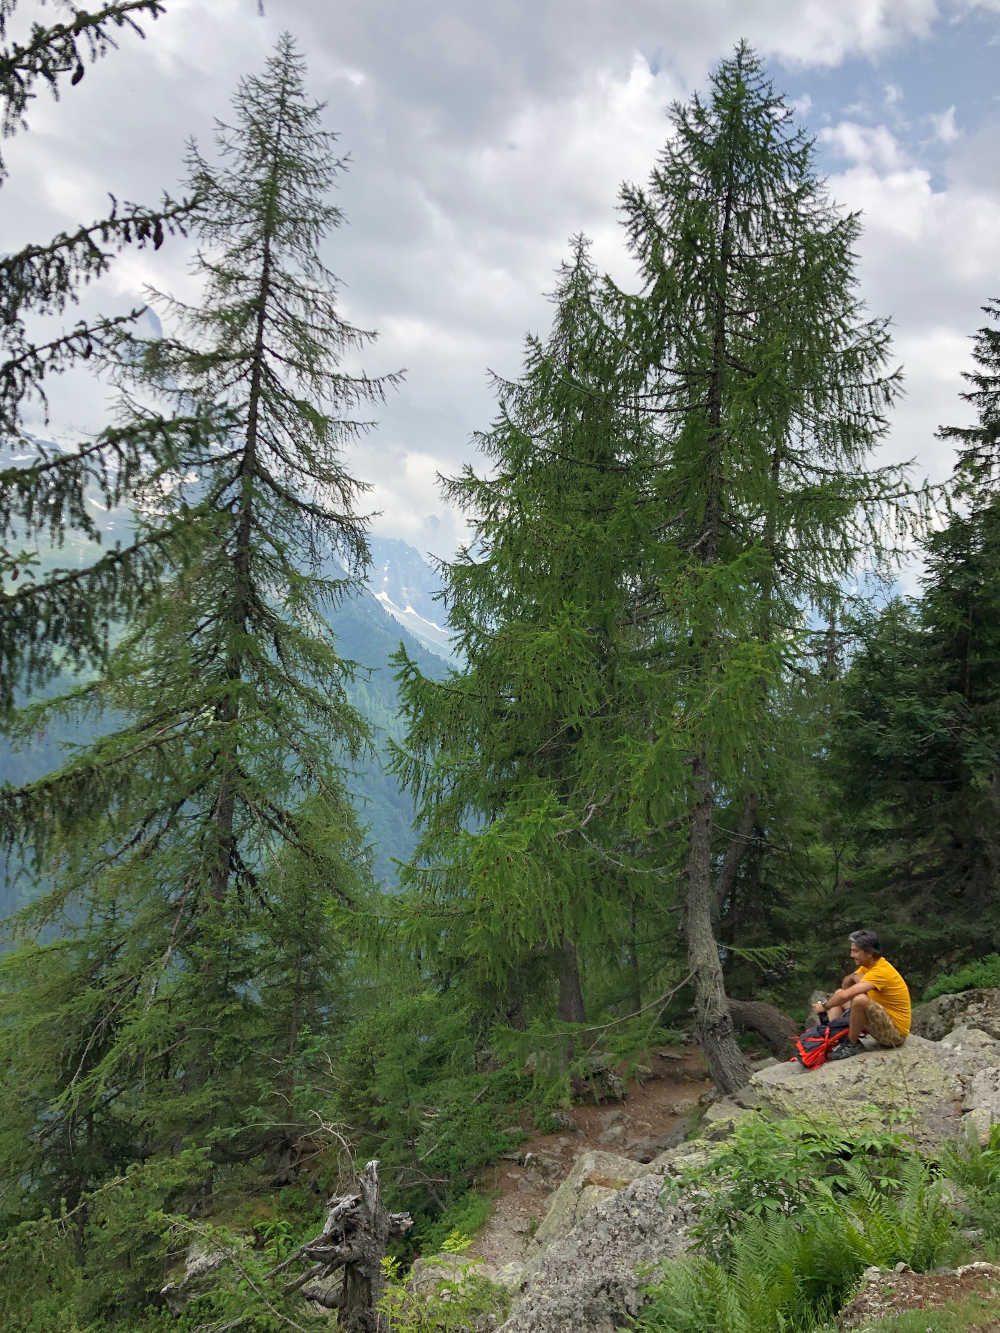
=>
[857,957,911,1036]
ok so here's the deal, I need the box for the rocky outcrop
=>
[911,986,1000,1041]
[750,1031,1000,1150]
[498,1171,698,1333]
[497,1144,706,1333]
[488,1012,1000,1333]
[524,1149,654,1260]
[161,1242,238,1314]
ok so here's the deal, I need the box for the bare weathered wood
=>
[205,1159,411,1333]
[340,1160,393,1331]
[297,1160,412,1332]
[280,1260,325,1297]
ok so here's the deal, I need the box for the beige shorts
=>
[864,998,906,1048]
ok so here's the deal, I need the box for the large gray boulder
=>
[750,1032,1000,1150]
[911,987,1000,1041]
[524,1150,654,1261]
[498,1169,698,1333]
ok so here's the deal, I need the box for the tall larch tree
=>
[612,42,917,1089]
[0,34,396,1212]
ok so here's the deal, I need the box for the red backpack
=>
[793,1013,851,1069]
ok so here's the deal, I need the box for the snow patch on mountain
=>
[367,536,460,663]
[372,589,456,660]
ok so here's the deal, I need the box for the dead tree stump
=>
[276,1159,411,1331]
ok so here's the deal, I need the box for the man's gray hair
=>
[849,928,881,956]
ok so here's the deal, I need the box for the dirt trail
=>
[464,1047,714,1273]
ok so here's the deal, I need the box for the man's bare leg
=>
[847,992,871,1043]
[825,973,861,1021]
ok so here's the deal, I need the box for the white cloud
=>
[820,148,1000,484]
[928,105,961,142]
[2,0,996,571]
[820,121,909,172]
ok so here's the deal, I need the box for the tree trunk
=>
[557,934,586,1024]
[628,894,642,1014]
[713,790,759,921]
[727,997,798,1058]
[678,146,749,1097]
[685,754,751,1094]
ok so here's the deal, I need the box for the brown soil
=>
[838,1263,1000,1330]
[464,1046,715,1273]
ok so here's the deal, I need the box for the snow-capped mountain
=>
[367,535,459,663]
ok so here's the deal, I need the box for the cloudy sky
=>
[5,0,1000,569]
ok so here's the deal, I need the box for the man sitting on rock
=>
[814,928,911,1061]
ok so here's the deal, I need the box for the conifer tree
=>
[607,42,915,1089]
[833,301,1000,977]
[939,299,1000,500]
[0,34,393,1210]
[392,240,668,1035]
[0,0,211,711]
[395,48,920,1093]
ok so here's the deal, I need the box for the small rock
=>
[700,1098,755,1141]
[522,1151,562,1181]
[731,1084,759,1110]
[941,1024,1000,1056]
[911,988,1000,1042]
[750,1055,780,1072]
[625,1125,689,1162]
[408,1252,472,1296]
[494,1261,526,1291]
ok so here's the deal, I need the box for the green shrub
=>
[332,988,526,1230]
[924,953,1000,1000]
[678,1113,917,1261]
[377,1251,510,1333]
[0,1149,211,1332]
[634,1210,857,1333]
[637,1159,958,1333]
[409,1188,495,1258]
[940,1122,1000,1239]
[833,1158,960,1272]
